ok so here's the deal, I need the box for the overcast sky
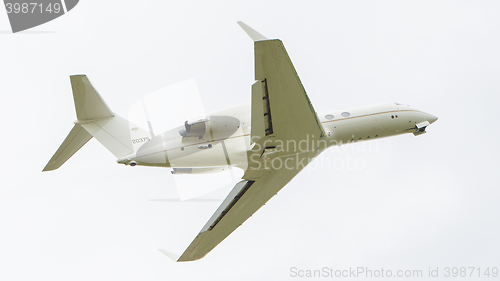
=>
[1,1,499,280]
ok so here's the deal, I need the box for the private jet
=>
[43,22,438,261]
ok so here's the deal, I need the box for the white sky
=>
[1,1,499,280]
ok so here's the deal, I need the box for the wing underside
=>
[252,39,325,143]
[174,23,324,262]
[177,151,318,261]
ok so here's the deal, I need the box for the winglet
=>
[158,249,180,262]
[237,21,267,41]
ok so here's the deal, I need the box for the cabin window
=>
[325,114,334,120]
[341,112,350,117]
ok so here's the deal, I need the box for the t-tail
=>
[43,75,150,171]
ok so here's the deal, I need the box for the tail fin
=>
[42,123,93,171]
[43,75,149,171]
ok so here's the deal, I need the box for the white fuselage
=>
[128,102,437,170]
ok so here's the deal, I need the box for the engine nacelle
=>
[179,119,207,138]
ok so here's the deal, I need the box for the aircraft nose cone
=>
[428,114,438,124]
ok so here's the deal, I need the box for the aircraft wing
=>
[177,151,318,262]
[240,21,325,145]
[172,23,325,262]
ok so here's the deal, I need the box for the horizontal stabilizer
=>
[71,75,114,120]
[43,124,92,171]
